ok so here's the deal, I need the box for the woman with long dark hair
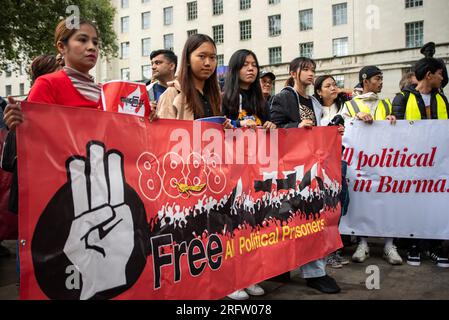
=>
[221,49,275,301]
[222,49,276,129]
[157,33,230,127]
[4,18,102,129]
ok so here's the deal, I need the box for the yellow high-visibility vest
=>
[403,92,448,120]
[345,98,392,120]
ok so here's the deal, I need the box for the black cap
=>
[420,42,436,58]
[260,71,276,81]
[359,66,382,84]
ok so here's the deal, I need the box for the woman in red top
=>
[4,18,101,129]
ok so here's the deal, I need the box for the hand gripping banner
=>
[17,102,342,300]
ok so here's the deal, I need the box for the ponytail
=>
[285,76,295,87]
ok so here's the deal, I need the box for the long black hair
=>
[222,49,266,119]
[179,34,221,117]
[313,75,348,108]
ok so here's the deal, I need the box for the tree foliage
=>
[0,0,118,71]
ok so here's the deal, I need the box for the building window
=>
[240,0,251,10]
[142,12,151,29]
[269,0,280,4]
[142,0,150,3]
[299,9,313,31]
[299,42,314,58]
[213,0,223,15]
[334,75,345,88]
[268,15,281,37]
[19,63,24,76]
[164,34,174,51]
[5,67,11,78]
[240,20,252,40]
[405,0,423,8]
[142,38,151,57]
[121,16,129,33]
[19,83,25,96]
[406,21,424,48]
[164,7,173,25]
[217,54,224,67]
[121,42,130,59]
[332,3,347,26]
[213,25,224,44]
[269,47,282,64]
[121,0,129,9]
[5,85,12,96]
[187,1,198,20]
[121,68,130,81]
[333,37,348,56]
[187,29,198,37]
[142,65,152,80]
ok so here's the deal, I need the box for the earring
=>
[56,53,64,66]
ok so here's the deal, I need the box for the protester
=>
[157,34,230,130]
[147,49,177,104]
[392,57,449,268]
[2,18,102,287]
[393,58,448,121]
[340,66,395,124]
[270,57,341,294]
[340,66,402,265]
[220,49,275,300]
[314,75,348,126]
[313,75,349,268]
[420,42,448,90]
[4,18,102,131]
[222,49,276,130]
[259,70,276,105]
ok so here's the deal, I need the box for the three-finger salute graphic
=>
[64,142,134,300]
[32,141,148,300]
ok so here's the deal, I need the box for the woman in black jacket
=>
[270,57,341,294]
[222,49,276,130]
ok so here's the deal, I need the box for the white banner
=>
[339,120,449,240]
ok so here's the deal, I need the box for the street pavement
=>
[1,239,448,300]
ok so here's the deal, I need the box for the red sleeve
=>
[27,77,56,104]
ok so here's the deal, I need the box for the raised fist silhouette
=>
[63,142,134,300]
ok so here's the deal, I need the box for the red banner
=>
[17,102,342,300]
